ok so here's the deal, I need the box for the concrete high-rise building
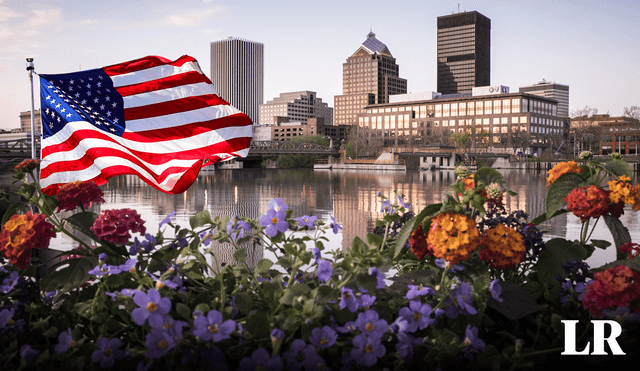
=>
[210,37,264,123]
[259,91,333,126]
[519,82,569,118]
[334,32,407,126]
[437,11,491,95]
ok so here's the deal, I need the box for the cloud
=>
[163,6,224,27]
[25,6,62,27]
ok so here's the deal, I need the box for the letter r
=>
[592,320,625,355]
[561,320,590,355]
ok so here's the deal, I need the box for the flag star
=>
[69,86,74,91]
[110,127,116,132]
[55,103,61,109]
[111,102,117,107]
[80,79,84,83]
[94,97,99,103]
[70,79,74,84]
[57,116,61,123]
[100,104,105,110]
[86,83,91,89]
[75,93,81,98]
[61,108,66,113]
[106,111,111,117]
[48,85,53,89]
[96,90,101,95]
[106,88,111,92]
[50,99,56,105]
[98,75,103,80]
[49,123,54,129]
[45,108,50,114]
[46,95,51,100]
[113,118,119,124]
[50,111,55,117]
[97,82,102,87]
[53,89,59,93]
[81,99,87,105]
[105,96,110,101]
[88,77,93,81]
[66,113,72,118]
[87,91,92,96]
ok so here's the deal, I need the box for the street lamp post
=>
[27,58,36,161]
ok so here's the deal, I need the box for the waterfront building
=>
[569,114,640,155]
[356,85,565,155]
[210,37,264,123]
[267,118,350,144]
[334,32,407,127]
[259,91,333,126]
[19,109,42,134]
[519,82,570,118]
[437,11,491,95]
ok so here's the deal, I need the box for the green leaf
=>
[176,303,191,320]
[42,326,59,338]
[279,283,311,306]
[314,285,337,305]
[546,173,586,218]
[535,238,586,287]
[603,215,632,260]
[245,310,270,339]
[356,273,378,292]
[604,159,632,178]
[366,233,384,248]
[64,212,98,234]
[233,248,247,263]
[487,281,545,320]
[474,167,505,187]
[40,256,98,293]
[254,259,273,275]
[1,203,21,227]
[394,203,442,258]
[591,239,611,249]
[388,269,436,291]
[233,292,254,315]
[531,209,569,226]
[350,236,368,256]
[190,210,212,229]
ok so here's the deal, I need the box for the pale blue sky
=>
[1,0,639,129]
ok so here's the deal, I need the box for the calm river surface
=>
[8,168,640,268]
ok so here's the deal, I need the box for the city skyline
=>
[1,0,638,130]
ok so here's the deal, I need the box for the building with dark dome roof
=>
[334,32,407,127]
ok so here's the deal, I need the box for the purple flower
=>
[88,264,121,277]
[380,199,395,214]
[271,328,285,347]
[131,289,172,327]
[268,198,288,212]
[283,339,326,371]
[238,348,283,371]
[120,288,139,297]
[355,309,388,339]
[369,267,386,289]
[329,215,342,234]
[317,260,332,282]
[455,282,477,315]
[199,230,212,246]
[602,307,640,323]
[260,208,288,237]
[398,194,411,209]
[295,215,317,229]
[350,334,386,367]
[398,299,437,333]
[147,272,179,290]
[359,294,376,309]
[20,344,40,362]
[98,253,108,263]
[145,329,176,359]
[0,307,15,329]
[435,258,463,272]
[406,284,435,300]
[55,328,75,354]
[339,286,358,312]
[117,258,137,274]
[227,216,252,241]
[312,247,321,264]
[309,325,338,348]
[91,338,125,368]
[0,271,19,293]
[336,321,357,334]
[159,211,176,228]
[489,279,503,302]
[461,325,486,360]
[192,309,236,342]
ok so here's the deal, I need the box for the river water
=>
[5,168,640,268]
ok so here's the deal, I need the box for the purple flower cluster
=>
[557,259,591,306]
[260,198,289,237]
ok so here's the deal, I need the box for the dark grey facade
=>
[437,11,491,95]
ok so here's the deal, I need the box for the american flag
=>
[39,55,253,195]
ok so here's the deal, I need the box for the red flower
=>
[582,265,640,317]
[564,185,610,222]
[621,242,640,259]
[14,159,40,173]
[57,181,105,212]
[409,224,431,259]
[0,212,56,269]
[91,209,146,246]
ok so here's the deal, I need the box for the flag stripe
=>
[104,55,194,78]
[125,103,242,133]
[123,113,251,142]
[121,82,214,109]
[123,94,229,121]
[115,70,209,97]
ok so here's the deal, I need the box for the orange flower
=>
[564,185,611,222]
[14,159,40,173]
[0,212,56,269]
[547,161,583,187]
[608,175,640,210]
[479,224,526,269]
[463,176,475,191]
[426,212,480,264]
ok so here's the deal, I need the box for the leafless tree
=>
[570,106,601,155]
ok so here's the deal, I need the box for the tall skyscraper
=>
[334,32,407,126]
[519,82,570,118]
[437,11,491,95]
[210,37,264,123]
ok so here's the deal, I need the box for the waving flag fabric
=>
[39,55,253,195]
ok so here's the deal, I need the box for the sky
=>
[1,0,639,130]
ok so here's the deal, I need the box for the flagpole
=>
[27,58,36,161]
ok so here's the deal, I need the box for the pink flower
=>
[91,209,146,245]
